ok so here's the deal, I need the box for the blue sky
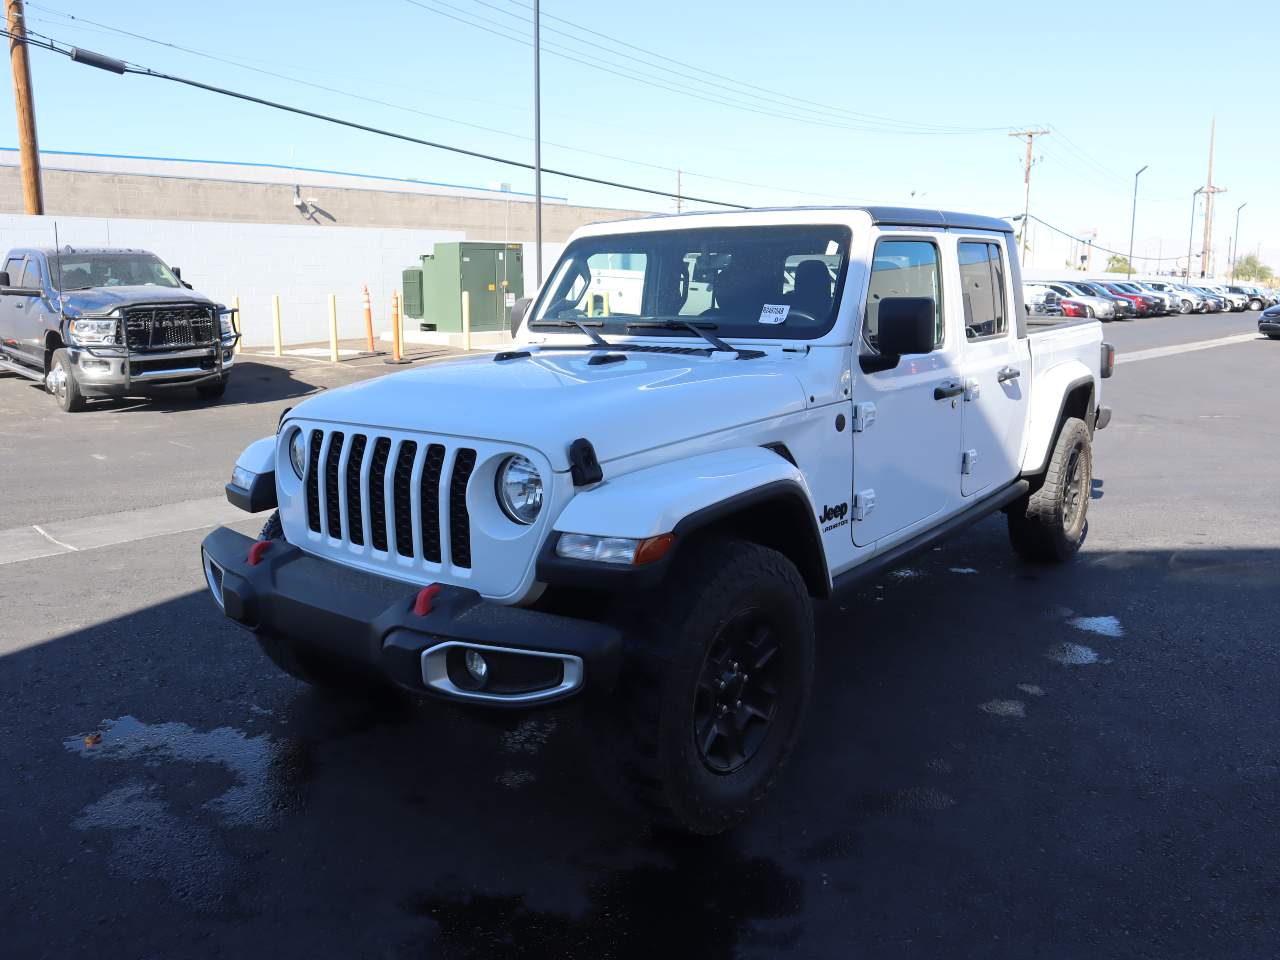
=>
[6,0,1277,272]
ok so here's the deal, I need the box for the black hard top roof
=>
[633,205,1014,234]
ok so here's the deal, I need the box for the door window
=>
[4,257,25,287]
[958,242,1007,340]
[863,239,943,352]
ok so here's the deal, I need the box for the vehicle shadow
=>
[4,525,1279,958]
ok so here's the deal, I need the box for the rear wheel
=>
[1179,300,1192,314]
[1008,417,1092,563]
[47,349,85,412]
[1249,299,1264,311]
[593,536,815,835]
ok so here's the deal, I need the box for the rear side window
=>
[863,239,943,351]
[958,241,1007,339]
[4,257,25,286]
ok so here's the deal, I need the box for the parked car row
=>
[1025,278,1278,321]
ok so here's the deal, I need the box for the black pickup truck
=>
[0,246,238,412]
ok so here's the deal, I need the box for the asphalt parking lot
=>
[2,311,1277,958]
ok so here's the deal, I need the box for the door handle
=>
[933,381,964,400]
[997,366,1021,383]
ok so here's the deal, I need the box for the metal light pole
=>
[1230,202,1246,282]
[1185,187,1204,283]
[1127,165,1147,278]
[533,0,542,288]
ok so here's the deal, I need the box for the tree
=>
[1106,255,1132,274]
[1232,254,1274,283]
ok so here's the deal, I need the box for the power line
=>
[22,7,866,204]
[401,0,1007,138]
[4,28,750,209]
[486,0,1006,135]
[1019,213,1186,261]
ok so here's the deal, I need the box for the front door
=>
[956,238,1029,496]
[851,235,963,547]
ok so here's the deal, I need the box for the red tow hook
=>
[413,584,442,617]
[247,540,272,566]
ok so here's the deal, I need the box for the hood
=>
[287,347,808,471]
[62,286,214,315]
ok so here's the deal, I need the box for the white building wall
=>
[0,214,562,346]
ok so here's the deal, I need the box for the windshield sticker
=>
[759,304,790,324]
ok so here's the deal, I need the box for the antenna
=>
[52,221,64,317]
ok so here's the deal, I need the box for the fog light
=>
[465,649,489,684]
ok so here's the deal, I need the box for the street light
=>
[533,0,542,288]
[1185,187,1204,282]
[1231,202,1246,282]
[1127,165,1148,278]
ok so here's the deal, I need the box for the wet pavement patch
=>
[979,699,1026,718]
[1068,615,1124,638]
[404,845,803,959]
[1046,642,1101,666]
[64,715,305,826]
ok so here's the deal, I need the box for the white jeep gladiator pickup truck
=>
[201,206,1113,833]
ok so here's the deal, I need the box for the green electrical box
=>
[403,242,524,333]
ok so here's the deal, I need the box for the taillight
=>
[1101,342,1115,379]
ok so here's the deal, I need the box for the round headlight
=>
[289,429,308,480]
[495,454,543,525]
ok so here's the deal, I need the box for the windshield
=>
[529,225,852,340]
[53,253,181,291]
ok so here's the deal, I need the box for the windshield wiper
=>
[527,317,611,347]
[624,319,751,357]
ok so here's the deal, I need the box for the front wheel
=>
[196,378,227,400]
[1179,300,1192,314]
[1008,417,1092,563]
[595,536,815,835]
[1249,299,1264,311]
[47,348,85,412]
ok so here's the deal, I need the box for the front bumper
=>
[1259,318,1280,335]
[71,339,237,394]
[200,527,621,707]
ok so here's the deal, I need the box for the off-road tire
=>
[1008,417,1092,563]
[196,378,227,400]
[593,535,815,835]
[49,348,85,412]
[251,510,388,696]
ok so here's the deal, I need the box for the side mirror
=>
[172,266,181,280]
[0,271,9,287]
[862,297,935,372]
[510,297,532,335]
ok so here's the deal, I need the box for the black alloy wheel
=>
[693,608,782,774]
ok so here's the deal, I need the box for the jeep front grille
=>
[121,303,217,350]
[304,430,476,569]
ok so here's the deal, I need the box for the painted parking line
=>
[0,497,252,565]
[1116,332,1261,365]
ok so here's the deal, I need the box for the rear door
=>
[850,233,964,546]
[956,237,1029,497]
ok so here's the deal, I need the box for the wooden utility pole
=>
[6,0,43,214]
[1009,128,1049,262]
[1199,117,1225,278]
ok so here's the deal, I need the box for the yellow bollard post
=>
[392,290,402,362]
[232,295,242,354]
[328,294,339,363]
[271,294,283,357]
[462,290,471,352]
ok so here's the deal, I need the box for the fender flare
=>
[1020,363,1094,476]
[226,435,277,513]
[540,446,830,596]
